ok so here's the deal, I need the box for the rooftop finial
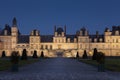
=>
[12,17,17,27]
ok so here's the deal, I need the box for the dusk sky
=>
[0,0,120,35]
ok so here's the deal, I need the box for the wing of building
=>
[0,18,120,57]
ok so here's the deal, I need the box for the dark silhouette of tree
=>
[32,50,38,58]
[96,52,105,64]
[21,49,27,60]
[40,51,44,58]
[76,52,79,59]
[92,48,98,60]
[1,51,6,58]
[11,51,19,64]
[10,51,19,72]
[96,52,105,72]
[82,50,88,59]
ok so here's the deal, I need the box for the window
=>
[36,45,38,49]
[50,45,52,50]
[45,45,48,49]
[67,38,70,43]
[41,45,43,49]
[116,45,118,48]
[113,39,115,43]
[62,39,64,43]
[103,45,105,48]
[31,44,33,49]
[113,45,114,48]
[31,51,33,55]
[100,38,103,42]
[89,39,92,42]
[115,31,119,35]
[80,44,82,48]
[94,38,97,42]
[85,38,88,42]
[31,38,33,43]
[96,45,98,48]
[58,39,60,43]
[116,39,118,43]
[85,45,87,49]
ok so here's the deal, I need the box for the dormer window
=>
[94,38,97,42]
[67,38,70,43]
[74,38,77,43]
[99,38,103,42]
[4,30,7,35]
[115,30,119,36]
[58,34,61,37]
[80,31,82,36]
[89,38,92,42]
[31,31,34,35]
[36,31,38,36]
[55,32,57,37]
[85,31,88,36]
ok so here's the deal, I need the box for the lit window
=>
[116,39,118,43]
[46,45,48,49]
[115,31,119,35]
[50,45,52,50]
[41,45,43,49]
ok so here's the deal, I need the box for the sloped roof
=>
[18,35,29,43]
[0,24,11,35]
[111,26,120,35]
[56,27,64,35]
[89,35,104,42]
[41,35,53,42]
[66,34,77,42]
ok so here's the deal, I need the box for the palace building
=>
[0,18,120,57]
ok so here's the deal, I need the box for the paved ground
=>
[0,58,120,80]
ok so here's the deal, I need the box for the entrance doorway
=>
[56,52,63,57]
[55,49,64,57]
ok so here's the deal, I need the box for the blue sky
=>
[0,0,120,35]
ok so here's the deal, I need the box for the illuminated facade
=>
[0,18,120,57]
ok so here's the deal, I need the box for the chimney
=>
[96,31,99,37]
[64,25,66,35]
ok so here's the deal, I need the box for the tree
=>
[10,51,19,72]
[40,51,44,58]
[11,51,19,64]
[32,50,38,58]
[1,51,6,58]
[82,50,88,59]
[92,48,98,60]
[76,52,79,59]
[96,52,105,72]
[21,49,27,60]
[96,52,105,64]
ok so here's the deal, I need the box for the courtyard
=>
[0,58,120,80]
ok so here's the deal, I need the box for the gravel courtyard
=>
[0,58,120,80]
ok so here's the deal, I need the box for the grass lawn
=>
[79,58,120,72]
[0,58,39,71]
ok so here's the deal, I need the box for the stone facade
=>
[0,18,120,57]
